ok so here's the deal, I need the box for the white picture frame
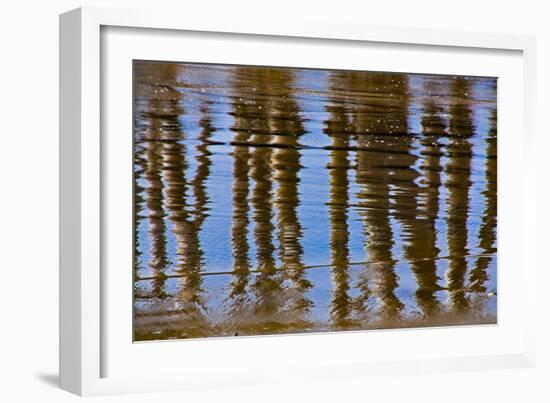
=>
[59,6,537,396]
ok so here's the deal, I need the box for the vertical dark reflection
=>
[191,101,214,227]
[324,77,354,327]
[134,62,184,299]
[406,80,447,317]
[231,68,282,317]
[470,108,497,293]
[268,69,312,314]
[350,72,406,321]
[163,138,208,320]
[141,63,210,334]
[445,77,475,313]
[133,145,146,280]
[163,96,214,334]
[227,74,254,313]
[143,140,169,298]
[371,73,439,321]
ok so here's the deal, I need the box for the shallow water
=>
[133,61,497,341]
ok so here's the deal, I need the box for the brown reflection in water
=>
[324,86,354,328]
[406,81,447,318]
[226,67,312,329]
[269,70,312,314]
[445,77,475,313]
[234,68,283,318]
[227,81,253,314]
[163,136,210,335]
[469,108,497,293]
[134,63,185,299]
[143,140,169,298]
[140,63,212,336]
[170,97,215,312]
[350,72,406,321]
[192,101,214,227]
[133,146,145,280]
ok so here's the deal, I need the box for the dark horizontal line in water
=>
[210,139,415,155]
[135,252,496,282]
[135,137,496,160]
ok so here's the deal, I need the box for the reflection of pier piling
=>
[163,133,205,308]
[143,139,169,298]
[269,70,312,314]
[134,67,185,299]
[470,108,497,293]
[191,101,214,227]
[139,63,213,335]
[404,80,447,317]
[325,96,354,328]
[228,95,253,312]
[234,68,282,316]
[133,146,145,279]
[445,78,475,313]
[350,72,406,321]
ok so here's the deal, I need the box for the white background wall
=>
[0,0,548,401]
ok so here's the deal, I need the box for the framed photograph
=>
[60,7,537,396]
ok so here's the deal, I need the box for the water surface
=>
[133,61,497,341]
